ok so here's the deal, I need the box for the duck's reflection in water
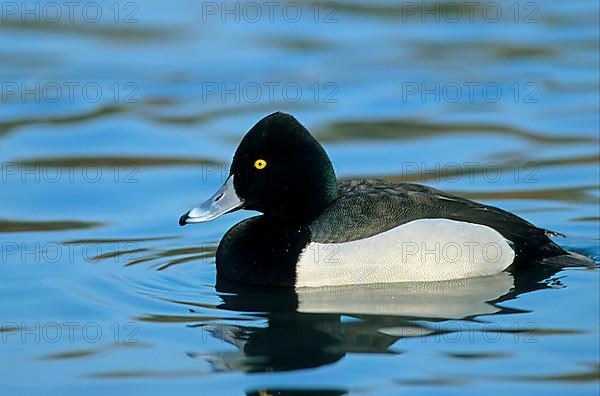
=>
[187,264,566,373]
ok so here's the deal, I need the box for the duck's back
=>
[294,180,566,287]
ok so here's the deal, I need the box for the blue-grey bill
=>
[179,176,244,226]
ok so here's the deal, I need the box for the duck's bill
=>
[179,176,244,226]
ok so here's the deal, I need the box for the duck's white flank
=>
[295,218,515,288]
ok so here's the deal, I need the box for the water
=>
[1,1,599,394]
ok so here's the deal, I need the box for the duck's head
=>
[180,112,338,225]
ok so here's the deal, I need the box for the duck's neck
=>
[268,161,338,224]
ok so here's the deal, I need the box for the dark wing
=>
[309,179,566,264]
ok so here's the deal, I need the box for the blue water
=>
[0,1,599,394]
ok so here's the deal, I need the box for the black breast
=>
[216,216,311,287]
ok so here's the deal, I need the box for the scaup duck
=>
[180,112,575,288]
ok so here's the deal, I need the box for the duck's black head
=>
[180,112,338,225]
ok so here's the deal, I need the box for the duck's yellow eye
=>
[254,159,267,170]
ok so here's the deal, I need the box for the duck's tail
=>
[540,249,596,268]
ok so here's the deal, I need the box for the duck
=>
[180,112,577,288]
